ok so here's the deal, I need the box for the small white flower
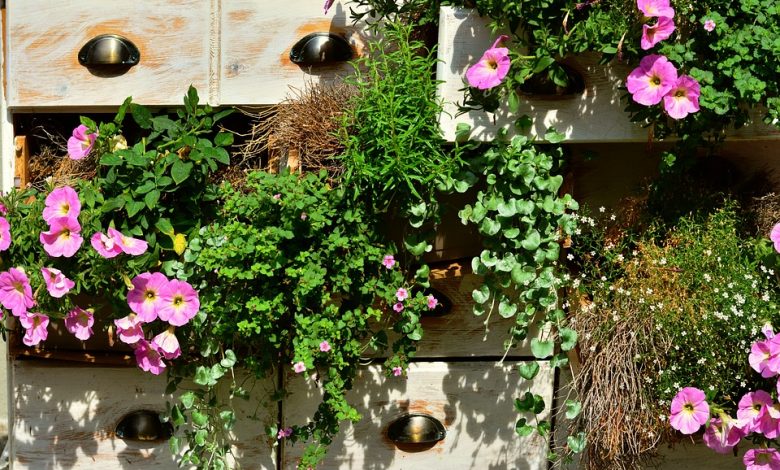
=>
[599,206,606,213]
[567,253,574,260]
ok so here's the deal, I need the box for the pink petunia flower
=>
[20,312,49,346]
[641,16,675,50]
[626,54,678,106]
[108,228,148,256]
[40,267,75,299]
[465,35,511,90]
[703,416,745,454]
[40,216,83,258]
[393,302,404,313]
[749,338,780,378]
[127,272,170,322]
[772,223,780,253]
[396,288,408,301]
[134,339,166,375]
[427,295,438,309]
[293,361,306,373]
[0,268,34,317]
[704,19,716,32]
[0,217,11,251]
[114,313,145,344]
[157,279,200,327]
[382,255,396,269]
[319,340,331,352]
[636,0,674,18]
[67,125,97,160]
[0,203,7,215]
[90,232,123,258]
[669,387,709,434]
[737,390,773,433]
[392,366,403,377]
[663,75,700,119]
[277,427,293,439]
[42,186,80,222]
[764,323,776,339]
[64,306,94,341]
[151,327,181,360]
[744,448,780,470]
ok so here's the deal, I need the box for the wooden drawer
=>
[6,0,212,108]
[11,361,276,469]
[282,361,554,469]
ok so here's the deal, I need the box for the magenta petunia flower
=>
[151,328,181,360]
[64,306,94,341]
[392,366,403,377]
[0,268,34,317]
[0,217,10,252]
[39,216,83,258]
[382,255,395,269]
[636,0,674,18]
[114,313,144,344]
[157,279,200,327]
[744,448,780,470]
[704,19,716,32]
[277,427,293,439]
[134,339,166,375]
[669,387,709,434]
[90,232,122,258]
[108,228,148,256]
[396,288,408,301]
[626,54,678,106]
[703,417,745,454]
[738,390,773,433]
[323,0,335,14]
[750,337,780,378]
[293,361,306,373]
[0,203,7,215]
[393,302,404,313]
[465,35,511,90]
[319,340,331,353]
[67,125,97,160]
[42,186,80,222]
[427,295,438,309]
[771,223,780,253]
[663,75,700,119]
[20,312,49,346]
[127,272,170,322]
[40,267,75,299]
[641,16,675,50]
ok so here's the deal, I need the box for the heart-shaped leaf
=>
[531,338,554,359]
[517,361,540,380]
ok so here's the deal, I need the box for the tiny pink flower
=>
[637,0,674,18]
[40,216,83,258]
[40,267,75,298]
[704,19,716,32]
[90,232,123,258]
[393,302,404,313]
[67,125,97,160]
[157,279,200,327]
[770,223,780,253]
[293,361,306,373]
[0,268,34,317]
[738,390,773,433]
[427,295,438,309]
[626,54,678,106]
[465,35,511,90]
[744,448,780,470]
[273,193,282,200]
[392,366,403,377]
[300,212,308,221]
[114,313,144,344]
[382,255,396,269]
[43,186,80,222]
[134,339,166,375]
[641,16,675,50]
[396,288,408,301]
[20,312,49,346]
[108,228,148,256]
[64,306,94,341]
[663,75,700,120]
[277,427,293,439]
[127,272,170,322]
[319,340,331,353]
[0,217,11,251]
[669,387,709,434]
[703,416,745,454]
[151,328,181,360]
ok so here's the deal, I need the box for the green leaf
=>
[511,264,536,286]
[404,239,429,257]
[194,429,208,446]
[135,180,156,194]
[409,201,427,217]
[171,160,193,185]
[568,432,587,453]
[530,338,554,359]
[130,103,153,129]
[544,127,566,144]
[518,361,540,380]
[101,197,126,213]
[215,131,234,147]
[144,189,160,209]
[508,90,521,113]
[194,366,212,386]
[532,56,556,74]
[192,410,208,427]
[498,299,518,318]
[472,284,490,304]
[220,349,237,368]
[497,199,517,217]
[180,391,196,409]
[455,122,471,141]
[169,435,180,455]
[551,352,569,369]
[559,327,578,351]
[515,114,533,133]
[537,420,551,436]
[100,154,123,166]
[480,218,501,236]
[515,418,535,437]
[114,97,132,124]
[126,200,145,218]
[521,230,541,251]
[155,218,175,235]
[565,400,582,420]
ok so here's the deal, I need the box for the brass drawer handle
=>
[387,413,446,445]
[289,32,352,66]
[78,34,140,68]
[115,410,173,442]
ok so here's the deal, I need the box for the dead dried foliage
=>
[749,192,780,238]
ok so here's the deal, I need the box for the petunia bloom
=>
[626,54,678,106]
[663,75,700,119]
[771,223,780,253]
[764,323,776,339]
[43,186,81,222]
[641,16,675,50]
[669,387,709,434]
[277,427,293,439]
[744,448,780,470]
[382,255,396,269]
[127,272,170,322]
[704,19,716,32]
[114,313,145,344]
[20,312,49,346]
[0,217,11,251]
[134,339,166,375]
[750,337,780,378]
[293,361,306,373]
[702,417,745,454]
[0,268,35,317]
[67,125,97,160]
[319,340,331,353]
[393,302,404,313]
[636,0,674,18]
[91,232,123,258]
[157,279,200,326]
[40,216,83,258]
[151,327,181,360]
[737,390,773,433]
[396,288,408,301]
[465,35,511,90]
[64,306,94,341]
[392,366,403,377]
[40,267,75,298]
[427,295,438,309]
[108,228,148,256]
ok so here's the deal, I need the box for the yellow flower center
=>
[173,295,184,307]
[145,290,156,300]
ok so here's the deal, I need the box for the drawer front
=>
[12,362,276,469]
[282,361,554,469]
[7,0,211,107]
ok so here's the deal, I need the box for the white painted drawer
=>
[282,361,554,469]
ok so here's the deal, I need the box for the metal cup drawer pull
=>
[289,32,352,66]
[387,413,446,445]
[78,34,140,67]
[115,410,173,441]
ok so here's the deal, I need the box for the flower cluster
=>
[39,187,83,257]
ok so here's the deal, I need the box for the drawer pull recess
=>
[387,413,446,445]
[78,34,140,68]
[115,410,173,441]
[289,32,352,66]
